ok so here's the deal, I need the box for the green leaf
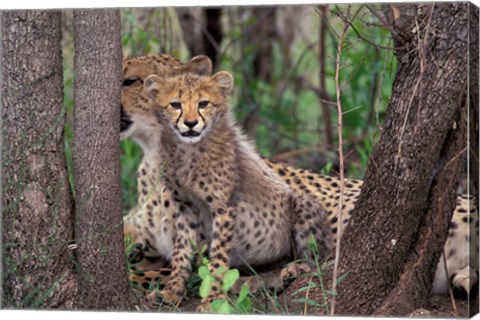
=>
[237,297,251,313]
[324,289,338,296]
[210,299,224,312]
[202,256,209,265]
[336,272,349,285]
[198,265,209,280]
[199,274,215,298]
[211,300,232,314]
[237,284,249,302]
[291,282,318,296]
[215,265,226,276]
[321,162,333,175]
[222,269,239,292]
[292,298,324,308]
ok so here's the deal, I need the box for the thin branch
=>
[303,276,313,315]
[315,7,340,39]
[330,11,351,317]
[366,5,405,44]
[336,6,403,51]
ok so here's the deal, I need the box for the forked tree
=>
[284,2,477,316]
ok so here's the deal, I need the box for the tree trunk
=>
[1,10,76,308]
[336,3,469,315]
[242,7,276,137]
[176,8,223,68]
[283,3,470,316]
[176,8,204,58]
[72,9,135,310]
[469,4,479,211]
[468,4,479,316]
[318,5,334,148]
[203,8,223,68]
[251,7,276,83]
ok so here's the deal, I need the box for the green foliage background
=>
[61,5,397,215]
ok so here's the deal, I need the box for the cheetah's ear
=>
[144,74,170,101]
[182,55,212,76]
[211,71,234,96]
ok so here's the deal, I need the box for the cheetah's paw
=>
[145,288,182,305]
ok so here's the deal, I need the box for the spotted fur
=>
[268,160,479,296]
[142,71,333,309]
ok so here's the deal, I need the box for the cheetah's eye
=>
[198,101,209,109]
[170,102,182,110]
[122,78,138,87]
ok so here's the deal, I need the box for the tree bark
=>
[318,5,334,148]
[468,4,479,316]
[336,3,469,315]
[176,8,204,58]
[203,8,223,67]
[251,7,276,83]
[1,10,76,308]
[176,8,222,68]
[469,4,479,212]
[242,7,277,137]
[73,9,135,310]
[283,3,470,316]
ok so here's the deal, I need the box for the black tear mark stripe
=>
[198,109,206,125]
[175,108,183,128]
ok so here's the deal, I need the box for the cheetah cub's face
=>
[120,55,212,148]
[144,72,234,144]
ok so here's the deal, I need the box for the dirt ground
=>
[147,293,476,317]
[420,294,475,318]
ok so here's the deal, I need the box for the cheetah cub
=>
[144,71,333,307]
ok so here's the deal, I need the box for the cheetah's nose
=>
[184,119,198,129]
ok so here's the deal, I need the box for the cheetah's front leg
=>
[199,203,236,310]
[152,200,203,304]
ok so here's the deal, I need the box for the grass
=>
[120,140,143,215]
[124,233,339,315]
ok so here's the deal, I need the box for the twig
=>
[174,295,183,310]
[303,276,313,315]
[366,5,404,44]
[336,6,402,51]
[265,289,281,314]
[329,10,352,316]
